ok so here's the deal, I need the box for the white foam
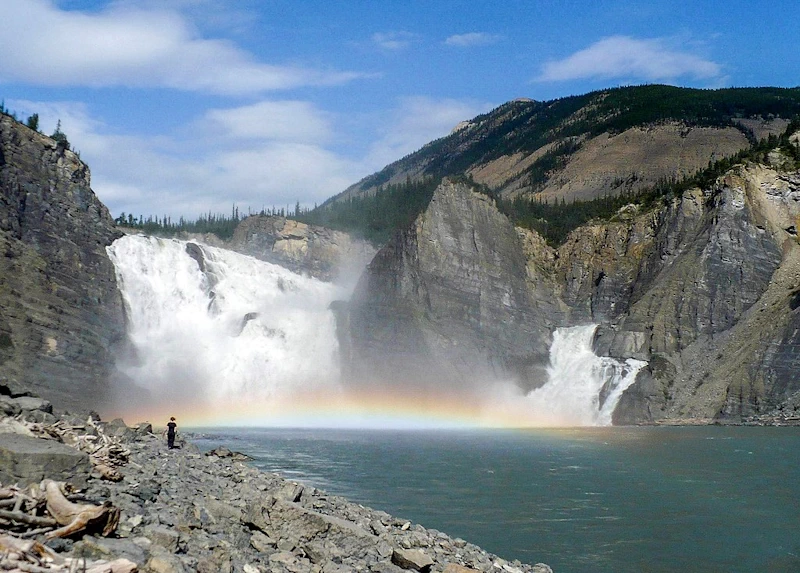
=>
[523,325,647,426]
[107,235,344,403]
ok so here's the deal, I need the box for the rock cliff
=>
[0,114,125,412]
[605,165,800,423]
[345,161,800,423]
[344,179,560,392]
[228,215,375,283]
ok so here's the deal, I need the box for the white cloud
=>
[537,36,722,83]
[372,31,417,51]
[364,96,494,169]
[8,97,361,218]
[203,101,334,143]
[7,94,493,221]
[0,0,363,94]
[444,32,502,48]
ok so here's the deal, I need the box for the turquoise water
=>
[192,426,800,573]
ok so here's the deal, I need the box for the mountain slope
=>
[342,133,800,423]
[321,86,800,245]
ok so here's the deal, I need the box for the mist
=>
[106,235,644,428]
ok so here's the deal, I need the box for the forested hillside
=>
[301,97,800,245]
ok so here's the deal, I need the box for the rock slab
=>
[0,433,91,488]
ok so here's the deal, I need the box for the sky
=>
[1,0,798,220]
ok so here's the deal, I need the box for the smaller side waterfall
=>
[523,325,647,426]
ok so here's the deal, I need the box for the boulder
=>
[392,548,434,572]
[10,396,52,413]
[103,418,137,442]
[0,434,91,488]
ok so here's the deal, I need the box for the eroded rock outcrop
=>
[0,114,125,412]
[606,166,800,423]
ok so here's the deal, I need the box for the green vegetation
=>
[297,177,441,244]
[50,120,69,150]
[116,207,247,240]
[25,113,39,132]
[500,119,800,246]
[352,85,800,196]
[299,108,800,248]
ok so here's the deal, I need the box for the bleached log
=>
[83,558,138,573]
[41,481,119,539]
[92,463,123,482]
[0,509,57,527]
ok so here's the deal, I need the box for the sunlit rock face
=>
[0,115,125,411]
[228,215,376,283]
[344,179,561,394]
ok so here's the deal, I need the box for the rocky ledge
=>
[0,396,553,573]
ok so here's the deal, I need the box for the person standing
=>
[164,417,178,449]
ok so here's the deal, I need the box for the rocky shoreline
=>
[0,394,553,573]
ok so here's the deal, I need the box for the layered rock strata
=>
[228,215,376,283]
[0,115,125,411]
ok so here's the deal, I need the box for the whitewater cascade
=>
[107,235,646,426]
[521,325,647,426]
[107,235,345,415]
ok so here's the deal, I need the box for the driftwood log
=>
[0,533,137,572]
[41,480,120,539]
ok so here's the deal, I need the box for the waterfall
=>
[522,325,647,426]
[106,235,344,411]
[107,235,645,427]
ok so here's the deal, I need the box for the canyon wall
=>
[0,115,126,411]
[345,163,800,423]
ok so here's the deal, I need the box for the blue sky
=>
[1,0,798,219]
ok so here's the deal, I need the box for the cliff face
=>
[345,162,800,423]
[228,215,375,283]
[345,179,560,392]
[606,165,800,423]
[0,115,125,411]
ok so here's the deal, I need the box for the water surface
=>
[192,426,800,573]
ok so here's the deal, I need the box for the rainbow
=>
[103,384,595,430]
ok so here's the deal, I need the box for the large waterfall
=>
[107,235,646,427]
[107,235,345,423]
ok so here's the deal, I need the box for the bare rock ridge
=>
[344,163,800,423]
[0,114,125,412]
